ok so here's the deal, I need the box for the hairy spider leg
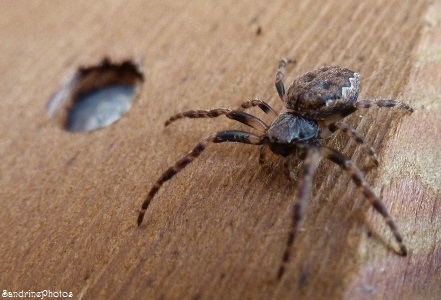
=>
[275,58,294,100]
[239,99,279,163]
[137,130,264,226]
[315,98,413,166]
[319,122,380,166]
[278,147,320,279]
[277,144,407,279]
[165,109,268,132]
[356,99,414,112]
[319,146,407,256]
[257,145,270,165]
[282,149,304,180]
[165,101,278,164]
[319,99,414,127]
[240,99,278,117]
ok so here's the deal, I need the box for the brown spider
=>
[137,59,413,279]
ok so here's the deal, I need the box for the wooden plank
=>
[0,0,439,299]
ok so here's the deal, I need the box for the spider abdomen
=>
[285,66,360,119]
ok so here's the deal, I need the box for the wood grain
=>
[0,1,439,299]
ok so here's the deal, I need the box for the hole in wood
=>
[47,58,144,132]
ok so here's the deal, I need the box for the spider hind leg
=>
[277,144,407,280]
[319,146,407,256]
[319,122,380,166]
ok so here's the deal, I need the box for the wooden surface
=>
[1,1,440,299]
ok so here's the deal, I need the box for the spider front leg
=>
[239,99,278,117]
[165,109,268,132]
[319,146,407,256]
[239,99,278,163]
[275,58,294,100]
[137,130,264,225]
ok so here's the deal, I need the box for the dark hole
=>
[66,85,135,132]
[48,58,144,132]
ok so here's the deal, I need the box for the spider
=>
[137,59,413,279]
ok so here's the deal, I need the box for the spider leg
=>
[138,130,264,225]
[165,109,268,132]
[319,99,413,127]
[259,144,269,164]
[275,58,294,100]
[319,146,407,256]
[239,99,278,164]
[319,122,379,166]
[282,150,303,180]
[356,99,413,112]
[240,99,278,117]
[278,147,320,279]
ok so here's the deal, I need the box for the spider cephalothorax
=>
[137,59,413,279]
[265,112,319,156]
